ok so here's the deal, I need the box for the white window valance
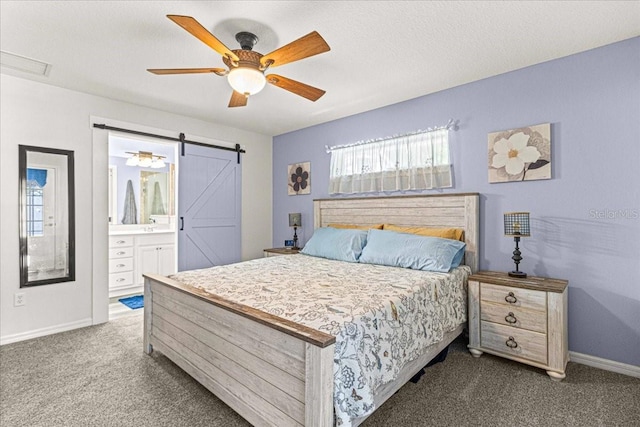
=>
[328,126,453,195]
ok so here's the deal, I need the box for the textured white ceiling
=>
[1,1,638,136]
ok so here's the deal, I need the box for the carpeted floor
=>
[1,311,638,426]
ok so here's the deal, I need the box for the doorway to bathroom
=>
[102,130,243,320]
[107,134,178,318]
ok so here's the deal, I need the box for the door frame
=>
[91,117,239,324]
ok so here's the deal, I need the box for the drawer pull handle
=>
[116,278,125,282]
[117,240,126,244]
[116,251,126,255]
[505,292,518,304]
[505,312,517,324]
[116,264,125,268]
[505,336,518,349]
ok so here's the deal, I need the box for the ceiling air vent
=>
[1,51,51,76]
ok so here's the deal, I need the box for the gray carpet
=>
[1,311,638,427]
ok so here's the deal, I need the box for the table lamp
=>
[289,213,301,250]
[504,212,530,278]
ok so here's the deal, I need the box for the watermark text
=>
[589,209,639,220]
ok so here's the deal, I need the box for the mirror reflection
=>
[19,145,75,287]
[108,136,176,227]
[140,170,175,224]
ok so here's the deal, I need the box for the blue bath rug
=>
[119,295,144,310]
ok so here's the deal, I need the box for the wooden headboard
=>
[313,193,480,273]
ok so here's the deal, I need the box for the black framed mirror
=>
[19,145,75,287]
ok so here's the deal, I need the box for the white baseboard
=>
[570,351,640,379]
[0,318,93,346]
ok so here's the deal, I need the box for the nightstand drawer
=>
[481,321,547,364]
[481,301,547,333]
[481,283,546,311]
[109,258,133,273]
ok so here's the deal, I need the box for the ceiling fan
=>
[147,15,331,108]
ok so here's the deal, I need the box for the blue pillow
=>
[300,227,368,262]
[359,229,466,272]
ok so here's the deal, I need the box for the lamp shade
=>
[227,67,266,95]
[125,155,139,166]
[150,158,166,169]
[289,213,302,227]
[138,156,152,168]
[504,212,530,236]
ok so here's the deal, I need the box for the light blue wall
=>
[273,37,640,366]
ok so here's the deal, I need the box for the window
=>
[328,128,452,194]
[26,168,46,237]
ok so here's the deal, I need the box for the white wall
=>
[0,74,273,344]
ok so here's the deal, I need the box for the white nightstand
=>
[467,271,569,381]
[263,247,301,257]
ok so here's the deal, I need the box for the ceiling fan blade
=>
[147,67,227,75]
[266,74,326,101]
[167,15,239,62]
[260,31,330,68]
[228,90,248,108]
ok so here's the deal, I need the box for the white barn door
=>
[178,143,241,271]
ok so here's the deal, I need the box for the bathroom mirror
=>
[19,145,75,287]
[110,163,175,226]
[140,169,174,224]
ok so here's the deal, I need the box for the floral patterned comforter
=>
[170,254,469,426]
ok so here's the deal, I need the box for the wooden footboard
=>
[143,274,335,427]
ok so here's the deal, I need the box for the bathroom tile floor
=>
[109,295,143,320]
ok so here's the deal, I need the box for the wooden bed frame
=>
[143,193,479,427]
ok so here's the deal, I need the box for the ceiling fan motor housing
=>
[235,31,259,51]
[223,49,263,71]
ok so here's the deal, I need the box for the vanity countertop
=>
[109,228,175,236]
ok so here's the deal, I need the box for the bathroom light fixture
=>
[125,151,166,169]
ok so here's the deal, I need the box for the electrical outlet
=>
[14,292,26,307]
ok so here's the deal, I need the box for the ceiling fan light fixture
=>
[227,67,266,96]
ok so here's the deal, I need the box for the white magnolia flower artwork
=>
[488,123,551,183]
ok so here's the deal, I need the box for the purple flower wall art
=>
[488,123,551,183]
[288,161,311,195]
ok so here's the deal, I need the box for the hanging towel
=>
[150,181,166,215]
[121,179,138,224]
